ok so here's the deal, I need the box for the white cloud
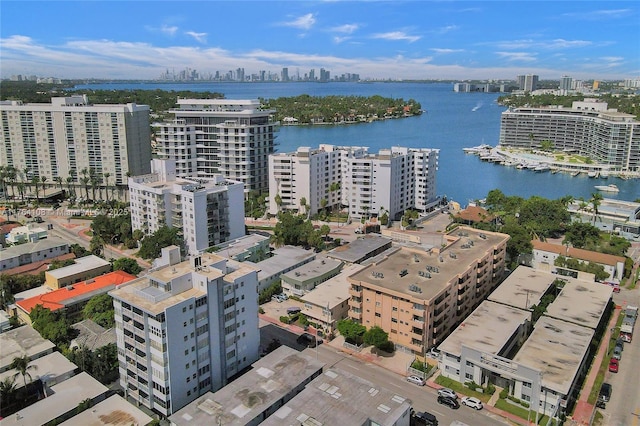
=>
[330,24,359,34]
[280,13,316,30]
[372,31,421,43]
[562,9,632,20]
[434,25,459,34]
[431,48,464,54]
[490,38,592,50]
[495,51,537,62]
[185,31,207,43]
[161,25,179,36]
[333,36,350,44]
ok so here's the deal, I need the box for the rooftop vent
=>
[408,284,423,293]
[371,271,384,279]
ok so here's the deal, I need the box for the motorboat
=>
[594,184,619,193]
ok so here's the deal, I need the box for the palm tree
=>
[66,176,75,199]
[31,175,40,204]
[103,172,111,203]
[6,166,17,199]
[274,193,282,213]
[40,175,48,199]
[10,355,37,389]
[299,197,308,217]
[0,376,17,411]
[589,192,604,225]
[81,176,91,201]
[54,176,64,191]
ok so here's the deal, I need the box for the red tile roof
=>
[455,205,495,223]
[16,270,135,313]
[1,253,76,276]
[531,240,625,266]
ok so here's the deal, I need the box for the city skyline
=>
[1,1,638,81]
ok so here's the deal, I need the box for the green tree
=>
[562,222,600,248]
[336,319,366,344]
[137,225,182,260]
[589,192,604,225]
[363,325,391,350]
[70,243,90,258]
[83,293,116,328]
[112,257,142,275]
[0,376,17,415]
[10,355,37,389]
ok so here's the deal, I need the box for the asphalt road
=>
[604,289,640,426]
[259,319,510,426]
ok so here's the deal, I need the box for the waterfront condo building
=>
[109,252,260,417]
[347,226,509,355]
[499,99,640,173]
[129,159,245,255]
[0,95,151,190]
[157,99,278,194]
[268,145,439,220]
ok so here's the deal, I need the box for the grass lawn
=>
[434,375,491,403]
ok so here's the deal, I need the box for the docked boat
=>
[588,170,599,178]
[534,164,550,172]
[463,144,492,154]
[594,184,619,193]
[571,171,581,176]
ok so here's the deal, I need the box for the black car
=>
[599,382,612,402]
[413,410,438,426]
[437,395,460,409]
[296,332,318,348]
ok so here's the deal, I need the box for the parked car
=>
[406,375,426,386]
[599,383,612,402]
[437,395,460,409]
[412,411,438,426]
[608,358,619,373]
[427,347,441,359]
[437,388,457,399]
[286,306,301,315]
[612,345,622,360]
[296,332,319,348]
[461,396,483,410]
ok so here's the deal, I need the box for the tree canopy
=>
[112,257,142,276]
[137,226,183,260]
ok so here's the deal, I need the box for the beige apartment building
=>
[347,226,509,355]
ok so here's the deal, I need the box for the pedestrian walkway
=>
[568,305,621,426]
[488,386,503,406]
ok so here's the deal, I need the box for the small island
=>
[260,94,423,125]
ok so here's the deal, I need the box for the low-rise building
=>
[567,198,640,240]
[69,319,117,351]
[213,234,271,263]
[169,346,325,426]
[16,270,135,325]
[0,351,77,391]
[247,246,316,293]
[0,325,55,373]
[326,234,393,264]
[5,225,48,245]
[59,394,154,426]
[0,372,108,426]
[300,264,366,335]
[438,266,612,419]
[0,237,69,271]
[0,311,10,333]
[281,258,343,297]
[261,367,412,426]
[44,255,111,290]
[529,239,625,283]
[348,226,509,354]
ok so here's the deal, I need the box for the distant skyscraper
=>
[560,76,572,93]
[517,74,538,92]
[281,67,289,82]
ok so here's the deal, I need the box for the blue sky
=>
[1,1,638,80]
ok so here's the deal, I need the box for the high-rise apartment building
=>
[516,74,538,92]
[158,99,278,194]
[0,95,151,189]
[109,251,260,416]
[129,159,245,255]
[268,145,439,221]
[499,99,640,172]
[559,75,573,93]
[347,227,509,354]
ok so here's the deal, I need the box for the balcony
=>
[348,299,362,309]
[349,310,362,321]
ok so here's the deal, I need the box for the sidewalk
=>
[568,305,622,426]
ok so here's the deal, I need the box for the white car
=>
[461,396,483,410]
[406,375,426,386]
[437,388,458,399]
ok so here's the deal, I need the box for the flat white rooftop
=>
[261,368,412,426]
[0,351,77,389]
[169,346,325,425]
[1,372,108,426]
[46,255,109,279]
[513,317,593,395]
[546,278,612,329]
[438,301,531,357]
[282,258,343,283]
[0,326,55,372]
[251,246,316,280]
[488,267,554,310]
[59,394,154,426]
[302,264,366,308]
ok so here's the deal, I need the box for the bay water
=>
[75,81,639,204]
